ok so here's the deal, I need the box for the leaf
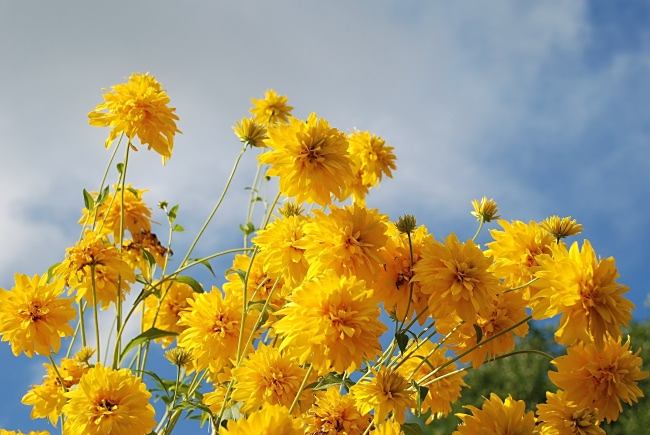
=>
[396,331,409,354]
[96,186,110,205]
[141,249,157,267]
[473,324,483,344]
[227,268,248,284]
[189,258,216,277]
[174,275,205,293]
[402,422,424,435]
[46,262,61,282]
[117,162,124,175]
[311,372,346,391]
[168,204,179,222]
[82,189,94,211]
[120,328,178,361]
[172,224,185,233]
[239,222,255,236]
[139,370,172,397]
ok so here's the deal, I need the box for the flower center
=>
[20,302,47,322]
[95,398,119,418]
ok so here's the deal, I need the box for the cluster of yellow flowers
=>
[0,73,646,435]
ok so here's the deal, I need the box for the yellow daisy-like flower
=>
[259,113,354,205]
[63,364,155,435]
[0,274,74,357]
[351,367,415,424]
[548,337,648,423]
[55,230,135,309]
[485,220,555,288]
[142,281,195,347]
[223,254,287,308]
[346,131,396,202]
[541,215,583,242]
[370,418,403,435]
[470,197,499,223]
[0,431,49,435]
[203,382,228,415]
[536,390,604,435]
[177,287,256,373]
[305,388,370,434]
[250,89,293,126]
[376,225,432,323]
[453,393,536,435]
[299,204,389,284]
[396,341,466,420]
[88,73,180,163]
[413,233,500,322]
[274,272,386,373]
[253,214,310,287]
[436,291,529,368]
[21,357,88,425]
[233,117,268,147]
[232,344,311,413]
[532,240,633,345]
[79,185,152,241]
[220,403,303,435]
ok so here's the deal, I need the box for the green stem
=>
[505,277,539,293]
[398,231,415,331]
[48,355,66,392]
[114,144,131,367]
[471,219,485,242]
[244,162,263,248]
[90,265,101,364]
[289,364,313,413]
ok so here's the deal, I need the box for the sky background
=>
[1,0,649,432]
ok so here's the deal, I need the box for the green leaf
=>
[402,422,424,435]
[174,275,205,293]
[121,328,178,361]
[96,186,110,205]
[117,162,125,175]
[82,189,94,210]
[46,262,61,282]
[311,372,348,391]
[227,268,248,284]
[141,249,157,267]
[473,324,483,344]
[168,204,179,222]
[396,331,409,354]
[190,258,216,277]
[239,222,255,236]
[172,224,185,233]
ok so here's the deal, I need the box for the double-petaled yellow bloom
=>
[536,390,604,435]
[250,89,293,126]
[305,388,370,434]
[219,403,303,435]
[351,367,415,424]
[143,281,195,347]
[453,393,536,435]
[346,131,396,202]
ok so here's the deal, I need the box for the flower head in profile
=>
[413,234,500,322]
[531,240,632,346]
[536,390,604,435]
[88,73,180,163]
[0,273,74,357]
[143,281,195,347]
[436,291,529,368]
[485,220,554,288]
[55,230,135,308]
[250,89,293,125]
[300,204,389,283]
[396,341,467,421]
[232,344,311,413]
[471,197,499,223]
[306,388,369,434]
[220,403,303,435]
[164,347,193,369]
[233,117,268,147]
[541,215,583,242]
[178,287,256,373]
[259,113,354,205]
[79,185,152,241]
[351,367,415,423]
[548,337,648,423]
[21,356,89,425]
[453,393,536,435]
[274,272,386,373]
[63,365,155,435]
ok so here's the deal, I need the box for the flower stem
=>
[289,364,313,413]
[471,219,485,242]
[90,265,101,364]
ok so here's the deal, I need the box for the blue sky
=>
[1,1,649,432]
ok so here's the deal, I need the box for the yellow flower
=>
[470,197,499,223]
[253,214,310,286]
[79,185,152,241]
[376,225,432,323]
[396,342,466,421]
[370,418,403,435]
[305,388,370,434]
[232,344,311,413]
[274,272,386,373]
[436,291,529,368]
[233,117,268,147]
[122,229,169,280]
[346,131,396,202]
[485,220,555,287]
[63,365,155,435]
[0,431,49,435]
[164,347,193,369]
[21,358,88,425]
[250,89,293,126]
[299,204,389,283]
[0,274,74,357]
[220,403,303,435]
[143,281,195,347]
[351,367,415,424]
[541,215,583,241]
[532,240,633,346]
[177,287,256,373]
[203,382,228,415]
[453,393,535,435]
[413,234,500,322]
[88,73,180,163]
[548,337,648,423]
[223,254,287,308]
[536,390,604,435]
[55,230,135,309]
[259,113,354,205]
